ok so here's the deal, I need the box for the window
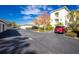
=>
[60,19,62,21]
[55,19,59,22]
[2,24,5,31]
[55,12,59,17]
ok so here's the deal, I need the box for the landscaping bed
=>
[65,32,77,37]
[65,27,79,39]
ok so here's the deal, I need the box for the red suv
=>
[54,26,65,34]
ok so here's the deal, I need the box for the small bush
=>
[32,26,38,29]
[56,22,64,26]
[46,24,53,31]
[26,27,32,30]
[65,27,73,32]
[39,29,44,32]
[34,29,39,32]
[65,32,77,37]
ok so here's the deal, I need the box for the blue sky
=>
[0,5,79,25]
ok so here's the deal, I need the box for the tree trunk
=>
[44,24,46,32]
[38,25,40,32]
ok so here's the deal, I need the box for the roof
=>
[50,6,70,13]
[0,19,9,25]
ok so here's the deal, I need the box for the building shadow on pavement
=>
[0,37,37,54]
[0,29,37,54]
[0,29,21,39]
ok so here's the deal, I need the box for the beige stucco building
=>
[0,19,9,33]
[50,6,70,27]
[20,24,34,30]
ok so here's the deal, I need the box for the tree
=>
[41,11,50,31]
[34,17,42,31]
[67,11,76,22]
[67,10,79,37]
[34,11,51,32]
[9,22,18,28]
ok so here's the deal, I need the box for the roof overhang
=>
[0,19,9,25]
[50,6,70,13]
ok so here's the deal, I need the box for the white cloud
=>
[26,21,34,24]
[21,15,34,24]
[20,5,54,24]
[22,16,32,20]
[21,5,42,15]
[20,5,54,16]
[58,5,62,7]
[47,7,53,11]
[42,5,47,10]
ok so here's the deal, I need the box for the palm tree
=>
[67,11,76,22]
[67,10,79,37]
[67,11,76,30]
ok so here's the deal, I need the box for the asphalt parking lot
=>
[0,28,79,54]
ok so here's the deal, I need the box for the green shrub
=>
[34,29,39,32]
[32,26,38,29]
[39,27,44,32]
[26,27,32,30]
[68,21,79,32]
[56,22,64,26]
[46,24,53,31]
[74,27,79,32]
[65,27,73,32]
[39,29,44,32]
[65,32,77,37]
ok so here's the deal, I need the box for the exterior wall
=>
[50,8,69,28]
[0,22,2,32]
[0,21,8,33]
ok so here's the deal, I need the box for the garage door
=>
[0,23,2,32]
[2,24,5,32]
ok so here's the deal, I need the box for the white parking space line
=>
[29,38,33,40]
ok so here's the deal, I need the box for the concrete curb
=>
[33,31,54,33]
[64,35,79,40]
